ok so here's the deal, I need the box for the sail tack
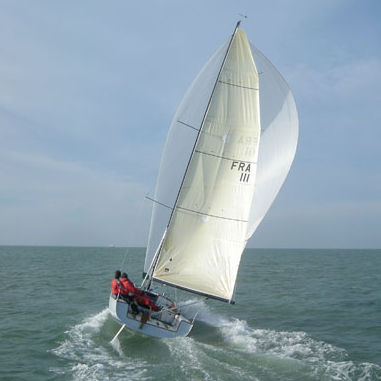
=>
[151,29,261,302]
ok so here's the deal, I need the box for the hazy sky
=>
[1,0,380,248]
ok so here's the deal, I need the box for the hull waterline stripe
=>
[195,149,257,164]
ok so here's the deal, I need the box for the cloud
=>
[251,200,381,249]
[289,58,381,107]
[0,149,151,246]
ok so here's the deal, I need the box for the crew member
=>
[111,270,122,296]
[120,272,143,297]
[135,293,160,311]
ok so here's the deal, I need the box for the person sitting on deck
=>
[135,293,160,312]
[111,270,122,297]
[120,272,143,297]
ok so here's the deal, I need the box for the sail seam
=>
[177,120,200,131]
[218,79,258,90]
[195,149,256,164]
[176,205,248,222]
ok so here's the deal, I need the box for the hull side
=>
[108,296,193,338]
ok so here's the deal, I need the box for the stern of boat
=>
[108,294,194,338]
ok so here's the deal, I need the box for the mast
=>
[149,22,242,283]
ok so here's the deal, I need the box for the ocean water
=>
[0,247,380,381]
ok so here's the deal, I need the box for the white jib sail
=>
[246,45,299,238]
[152,29,261,302]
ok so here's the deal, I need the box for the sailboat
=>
[109,21,298,339]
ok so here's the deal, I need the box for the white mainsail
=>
[144,26,298,303]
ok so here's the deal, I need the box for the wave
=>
[50,308,149,381]
[178,300,381,381]
[218,318,381,380]
[50,304,381,381]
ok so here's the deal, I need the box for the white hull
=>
[108,295,194,338]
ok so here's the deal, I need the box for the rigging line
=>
[195,149,257,164]
[218,79,258,91]
[145,195,247,222]
[145,196,172,210]
[176,205,248,223]
[142,228,167,290]
[121,194,145,270]
[120,247,130,271]
[150,22,241,277]
[177,120,199,131]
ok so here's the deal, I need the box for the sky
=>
[1,0,380,248]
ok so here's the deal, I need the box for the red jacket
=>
[111,278,120,295]
[136,294,160,311]
[120,277,142,296]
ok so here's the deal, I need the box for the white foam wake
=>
[220,320,381,380]
[182,301,381,381]
[179,298,227,327]
[50,304,381,381]
[50,308,149,381]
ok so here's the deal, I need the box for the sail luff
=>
[149,24,241,281]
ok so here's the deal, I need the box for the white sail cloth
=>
[144,28,298,302]
[246,45,298,238]
[144,41,229,278]
[150,29,260,301]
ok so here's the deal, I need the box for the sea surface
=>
[0,247,380,381]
